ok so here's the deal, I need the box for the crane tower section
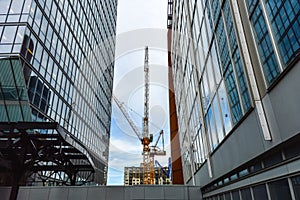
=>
[142,46,154,184]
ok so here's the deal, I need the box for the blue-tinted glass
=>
[245,0,259,14]
[216,19,230,72]
[223,0,251,112]
[210,0,220,25]
[233,51,251,111]
[224,65,243,124]
[265,0,300,66]
[223,0,237,52]
[250,3,280,85]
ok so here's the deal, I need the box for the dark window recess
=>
[285,144,300,159]
[269,179,292,200]
[224,192,231,200]
[240,188,252,200]
[292,175,300,200]
[263,152,283,168]
[253,184,268,200]
[249,161,262,173]
[219,194,225,200]
[28,76,51,118]
[232,190,240,200]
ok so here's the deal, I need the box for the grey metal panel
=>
[28,187,50,200]
[124,186,145,200]
[106,186,124,200]
[10,185,202,200]
[164,186,186,199]
[188,187,201,200]
[211,112,265,181]
[261,95,282,149]
[67,187,88,200]
[267,61,300,141]
[144,186,164,199]
[287,158,300,174]
[86,187,106,200]
[48,187,68,200]
[191,112,268,187]
[17,187,29,200]
[0,187,11,200]
[194,163,209,187]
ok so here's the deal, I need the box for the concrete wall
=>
[0,186,201,200]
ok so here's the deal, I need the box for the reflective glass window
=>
[248,2,280,85]
[253,184,268,200]
[213,96,224,142]
[224,65,243,124]
[265,0,300,65]
[232,190,240,200]
[291,176,300,200]
[269,179,292,200]
[240,188,252,200]
[218,81,232,134]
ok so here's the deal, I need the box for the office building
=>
[170,0,300,199]
[0,0,117,185]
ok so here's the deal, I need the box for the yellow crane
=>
[113,46,166,184]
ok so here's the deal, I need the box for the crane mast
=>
[113,46,166,185]
[142,46,154,184]
[143,46,149,139]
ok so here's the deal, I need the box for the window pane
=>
[240,188,252,200]
[213,96,224,142]
[218,81,232,134]
[248,3,280,85]
[7,105,23,121]
[1,26,17,43]
[291,176,300,200]
[0,1,10,14]
[253,184,268,200]
[265,0,300,65]
[224,192,231,200]
[269,179,292,200]
[232,190,240,200]
[224,64,243,124]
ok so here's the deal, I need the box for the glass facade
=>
[0,0,118,184]
[171,0,300,184]
[246,0,300,85]
[171,0,252,181]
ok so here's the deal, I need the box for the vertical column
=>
[231,1,272,140]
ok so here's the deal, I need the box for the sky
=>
[107,0,169,185]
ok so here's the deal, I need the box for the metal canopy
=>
[0,122,95,187]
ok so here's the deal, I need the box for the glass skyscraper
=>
[0,0,117,185]
[170,0,300,199]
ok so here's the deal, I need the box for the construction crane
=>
[155,158,172,184]
[113,46,166,185]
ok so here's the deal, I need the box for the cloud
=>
[116,0,168,34]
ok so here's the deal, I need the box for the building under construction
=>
[124,165,171,186]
